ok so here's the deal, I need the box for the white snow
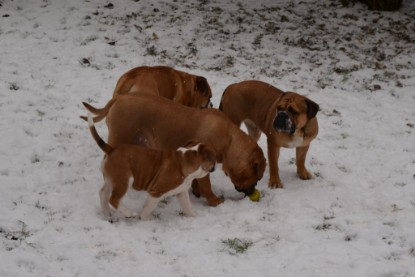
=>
[1,0,415,276]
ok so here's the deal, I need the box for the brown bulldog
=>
[85,111,216,221]
[112,65,212,108]
[219,80,319,189]
[82,94,266,206]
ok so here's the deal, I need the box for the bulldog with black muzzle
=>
[220,80,319,189]
[273,111,296,135]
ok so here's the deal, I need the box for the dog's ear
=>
[199,144,216,170]
[201,143,216,158]
[255,154,266,180]
[195,76,211,97]
[306,99,319,119]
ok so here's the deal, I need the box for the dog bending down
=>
[85,110,216,221]
[83,94,266,207]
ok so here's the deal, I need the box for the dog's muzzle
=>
[235,182,257,196]
[273,111,295,135]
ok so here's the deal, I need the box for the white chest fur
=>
[286,136,304,148]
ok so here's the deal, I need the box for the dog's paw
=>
[102,210,118,223]
[107,214,119,223]
[206,196,224,207]
[125,212,138,219]
[268,179,283,189]
[297,169,312,180]
[186,210,197,217]
[139,214,152,221]
[191,184,201,198]
[118,205,136,218]
[181,211,196,217]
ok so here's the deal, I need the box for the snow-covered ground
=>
[1,0,414,276]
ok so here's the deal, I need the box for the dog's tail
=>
[80,97,118,123]
[86,111,113,155]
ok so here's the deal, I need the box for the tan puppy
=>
[83,94,266,206]
[220,80,319,188]
[85,111,216,221]
[112,65,212,108]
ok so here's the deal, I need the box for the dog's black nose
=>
[273,111,289,131]
[243,183,257,196]
[235,183,257,196]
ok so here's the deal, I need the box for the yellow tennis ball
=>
[248,189,260,202]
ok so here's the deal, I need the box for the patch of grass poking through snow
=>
[9,83,19,91]
[146,45,158,56]
[31,154,40,163]
[221,238,253,255]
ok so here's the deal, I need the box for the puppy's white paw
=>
[184,211,196,217]
[139,214,152,221]
[118,205,135,218]
[107,214,119,223]
[126,212,138,219]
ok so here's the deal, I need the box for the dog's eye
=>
[289,107,298,116]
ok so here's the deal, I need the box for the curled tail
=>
[80,97,118,123]
[86,112,113,155]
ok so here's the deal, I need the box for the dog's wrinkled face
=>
[226,147,266,196]
[192,76,213,108]
[272,92,319,134]
[273,110,295,134]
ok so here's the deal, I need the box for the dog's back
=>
[84,93,266,205]
[112,66,212,109]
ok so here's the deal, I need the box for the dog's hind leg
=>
[109,176,136,218]
[177,192,196,217]
[109,175,135,217]
[100,179,112,219]
[140,196,161,220]
[244,120,261,142]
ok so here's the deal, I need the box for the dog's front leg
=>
[296,145,312,180]
[267,138,283,188]
[176,192,196,217]
[194,175,223,206]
